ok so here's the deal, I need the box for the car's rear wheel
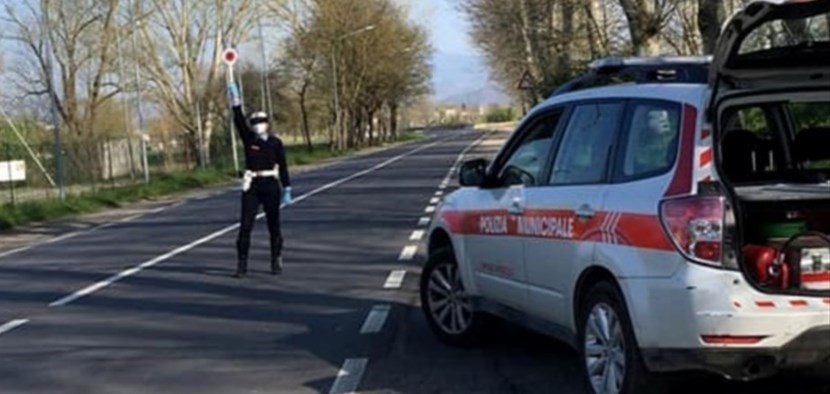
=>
[578,281,659,394]
[420,247,484,346]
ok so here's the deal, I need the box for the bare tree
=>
[4,0,121,137]
[460,0,604,103]
[4,0,122,185]
[270,0,320,151]
[131,0,257,166]
[617,0,677,55]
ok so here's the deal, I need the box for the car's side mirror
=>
[459,158,489,187]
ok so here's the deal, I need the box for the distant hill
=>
[430,51,512,106]
[437,84,512,106]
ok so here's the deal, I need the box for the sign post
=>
[222,47,240,174]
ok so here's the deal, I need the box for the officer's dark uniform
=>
[232,105,290,277]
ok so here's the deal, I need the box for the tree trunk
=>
[389,103,399,141]
[518,0,544,102]
[558,0,574,78]
[619,0,664,56]
[299,90,313,152]
[367,109,375,146]
[698,0,724,54]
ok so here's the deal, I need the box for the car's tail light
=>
[659,195,725,267]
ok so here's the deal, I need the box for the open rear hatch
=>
[710,0,830,295]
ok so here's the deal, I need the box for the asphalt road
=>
[0,128,828,394]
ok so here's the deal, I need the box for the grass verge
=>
[0,132,426,231]
[0,169,231,231]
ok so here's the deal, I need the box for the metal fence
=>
[0,118,241,206]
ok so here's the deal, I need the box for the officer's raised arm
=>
[227,82,252,145]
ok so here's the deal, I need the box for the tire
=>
[419,247,485,347]
[577,281,661,394]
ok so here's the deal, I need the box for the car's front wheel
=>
[420,247,484,347]
[578,281,659,394]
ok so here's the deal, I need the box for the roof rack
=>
[550,56,712,97]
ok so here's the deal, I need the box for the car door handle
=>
[508,197,524,215]
[576,205,595,220]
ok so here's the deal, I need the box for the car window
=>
[620,102,681,179]
[549,103,622,185]
[499,112,561,187]
[789,102,830,170]
[721,106,786,181]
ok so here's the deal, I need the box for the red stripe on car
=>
[700,149,713,168]
[664,104,698,197]
[440,209,674,251]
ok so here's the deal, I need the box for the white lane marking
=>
[359,304,391,334]
[384,270,407,288]
[429,197,441,205]
[49,139,445,307]
[43,231,81,245]
[398,245,418,261]
[329,358,368,394]
[0,246,32,259]
[417,217,431,226]
[409,230,425,241]
[450,132,489,168]
[437,184,447,190]
[424,206,436,213]
[285,139,442,208]
[0,319,29,336]
[434,191,443,197]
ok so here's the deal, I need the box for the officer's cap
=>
[249,111,269,125]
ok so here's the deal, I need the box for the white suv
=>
[419,1,830,393]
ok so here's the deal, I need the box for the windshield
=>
[738,12,830,55]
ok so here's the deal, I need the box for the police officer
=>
[227,81,292,278]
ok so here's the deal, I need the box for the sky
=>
[410,0,506,104]
[0,0,502,106]
[413,0,476,56]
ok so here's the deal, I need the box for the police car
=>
[419,1,830,393]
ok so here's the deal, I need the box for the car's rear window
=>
[739,12,829,56]
[789,102,830,170]
[720,101,830,184]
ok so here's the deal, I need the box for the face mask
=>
[253,123,268,137]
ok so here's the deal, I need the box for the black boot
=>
[235,238,250,278]
[234,258,248,278]
[270,236,283,275]
[270,257,283,275]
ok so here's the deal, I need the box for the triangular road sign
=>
[517,70,534,90]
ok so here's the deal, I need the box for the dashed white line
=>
[384,270,407,288]
[0,319,29,336]
[329,358,368,394]
[48,139,445,307]
[429,197,441,205]
[332,133,488,394]
[359,305,391,334]
[409,230,425,241]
